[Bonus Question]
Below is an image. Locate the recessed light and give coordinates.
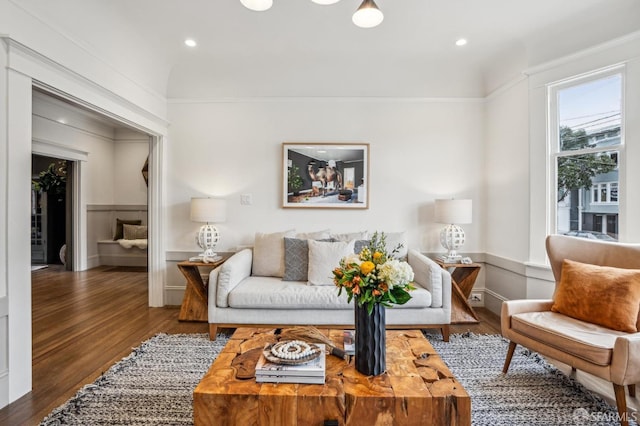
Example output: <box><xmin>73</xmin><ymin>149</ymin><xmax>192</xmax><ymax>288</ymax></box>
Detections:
<box><xmin>311</xmin><ymin>0</ymin><xmax>341</xmax><ymax>4</ymax></box>
<box><xmin>455</xmin><ymin>38</ymin><xmax>467</xmax><ymax>47</ymax></box>
<box><xmin>184</xmin><ymin>39</ymin><xmax>197</xmax><ymax>48</ymax></box>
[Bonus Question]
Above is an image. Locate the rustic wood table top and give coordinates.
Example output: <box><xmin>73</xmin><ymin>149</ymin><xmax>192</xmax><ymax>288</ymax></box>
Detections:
<box><xmin>194</xmin><ymin>327</ymin><xmax>470</xmax><ymax>426</ymax></box>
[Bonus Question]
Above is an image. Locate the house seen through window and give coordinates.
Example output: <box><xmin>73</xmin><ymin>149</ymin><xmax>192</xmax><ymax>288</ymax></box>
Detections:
<box><xmin>550</xmin><ymin>71</ymin><xmax>622</xmax><ymax>241</ymax></box>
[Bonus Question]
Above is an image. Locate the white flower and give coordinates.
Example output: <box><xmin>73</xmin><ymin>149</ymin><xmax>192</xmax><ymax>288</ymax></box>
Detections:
<box><xmin>377</xmin><ymin>260</ymin><xmax>414</xmax><ymax>289</ymax></box>
<box><xmin>342</xmin><ymin>253</ymin><xmax>362</xmax><ymax>266</ymax></box>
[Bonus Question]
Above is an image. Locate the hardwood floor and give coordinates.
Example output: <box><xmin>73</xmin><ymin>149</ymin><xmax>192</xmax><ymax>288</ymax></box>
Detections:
<box><xmin>0</xmin><ymin>265</ymin><xmax>501</xmax><ymax>425</ymax></box>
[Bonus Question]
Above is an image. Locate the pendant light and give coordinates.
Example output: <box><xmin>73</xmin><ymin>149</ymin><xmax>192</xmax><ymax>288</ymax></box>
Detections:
<box><xmin>352</xmin><ymin>0</ymin><xmax>384</xmax><ymax>28</ymax></box>
<box><xmin>240</xmin><ymin>0</ymin><xmax>273</xmax><ymax>12</ymax></box>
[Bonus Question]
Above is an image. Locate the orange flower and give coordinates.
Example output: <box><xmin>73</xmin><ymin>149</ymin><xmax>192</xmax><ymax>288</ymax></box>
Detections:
<box><xmin>360</xmin><ymin>261</ymin><xmax>375</xmax><ymax>275</ymax></box>
<box><xmin>379</xmin><ymin>282</ymin><xmax>389</xmax><ymax>292</ymax></box>
<box><xmin>353</xmin><ymin>275</ymin><xmax>361</xmax><ymax>285</ymax></box>
<box><xmin>352</xmin><ymin>284</ymin><xmax>361</xmax><ymax>295</ymax></box>
<box><xmin>373</xmin><ymin>252</ymin><xmax>383</xmax><ymax>261</ymax></box>
<box><xmin>333</xmin><ymin>268</ymin><xmax>343</xmax><ymax>278</ymax></box>
<box><xmin>373</xmin><ymin>289</ymin><xmax>381</xmax><ymax>296</ymax></box>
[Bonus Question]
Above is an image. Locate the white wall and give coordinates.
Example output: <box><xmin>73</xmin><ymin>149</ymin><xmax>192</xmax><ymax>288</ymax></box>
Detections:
<box><xmin>114</xmin><ymin>129</ymin><xmax>149</xmax><ymax>205</ymax></box>
<box><xmin>484</xmin><ymin>80</ymin><xmax>530</xmax><ymax>261</ymax></box>
<box><xmin>483</xmin><ymin>78</ymin><xmax>531</xmax><ymax>312</ymax></box>
<box><xmin>0</xmin><ymin>35</ymin><xmax>9</xmax><ymax>409</ymax></box>
<box><xmin>482</xmin><ymin>34</ymin><xmax>640</xmax><ymax>315</ymax></box>
<box><xmin>167</xmin><ymin>99</ymin><xmax>484</xmax><ymax>251</ymax></box>
<box><xmin>0</xmin><ymin>0</ymin><xmax>168</xmax><ymax>121</ymax></box>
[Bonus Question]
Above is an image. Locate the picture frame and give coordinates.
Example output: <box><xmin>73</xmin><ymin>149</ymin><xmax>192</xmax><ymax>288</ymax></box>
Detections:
<box><xmin>282</xmin><ymin>143</ymin><xmax>369</xmax><ymax>209</ymax></box>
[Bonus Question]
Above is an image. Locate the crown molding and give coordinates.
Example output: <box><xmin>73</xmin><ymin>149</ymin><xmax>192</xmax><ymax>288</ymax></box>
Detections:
<box><xmin>523</xmin><ymin>30</ymin><xmax>640</xmax><ymax>77</ymax></box>
<box><xmin>2</xmin><ymin>37</ymin><xmax>169</xmax><ymax>131</ymax></box>
<box><xmin>167</xmin><ymin>96</ymin><xmax>486</xmax><ymax>105</ymax></box>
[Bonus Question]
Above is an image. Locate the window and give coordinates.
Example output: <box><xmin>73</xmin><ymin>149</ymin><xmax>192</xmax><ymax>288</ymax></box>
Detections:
<box><xmin>591</xmin><ymin>182</ymin><xmax>619</xmax><ymax>204</ymax></box>
<box><xmin>550</xmin><ymin>70</ymin><xmax>623</xmax><ymax>240</ymax></box>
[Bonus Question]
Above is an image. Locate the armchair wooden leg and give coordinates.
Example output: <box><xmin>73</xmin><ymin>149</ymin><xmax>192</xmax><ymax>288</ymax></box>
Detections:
<box><xmin>613</xmin><ymin>384</ymin><xmax>629</xmax><ymax>426</ymax></box>
<box><xmin>628</xmin><ymin>384</ymin><xmax>636</xmax><ymax>398</ymax></box>
<box><xmin>441</xmin><ymin>325</ymin><xmax>450</xmax><ymax>342</ymax></box>
<box><xmin>502</xmin><ymin>341</ymin><xmax>517</xmax><ymax>374</ymax></box>
<box><xmin>209</xmin><ymin>324</ymin><xmax>218</xmax><ymax>341</ymax></box>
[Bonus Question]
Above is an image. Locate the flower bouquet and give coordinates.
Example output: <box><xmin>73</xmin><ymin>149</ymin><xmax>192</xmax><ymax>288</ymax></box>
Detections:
<box><xmin>332</xmin><ymin>231</ymin><xmax>415</xmax><ymax>375</ymax></box>
<box><xmin>332</xmin><ymin>232</ymin><xmax>415</xmax><ymax>314</ymax></box>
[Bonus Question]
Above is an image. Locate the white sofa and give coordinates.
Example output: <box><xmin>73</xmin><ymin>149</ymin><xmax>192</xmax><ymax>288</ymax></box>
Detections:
<box><xmin>207</xmin><ymin>231</ymin><xmax>452</xmax><ymax>341</ymax></box>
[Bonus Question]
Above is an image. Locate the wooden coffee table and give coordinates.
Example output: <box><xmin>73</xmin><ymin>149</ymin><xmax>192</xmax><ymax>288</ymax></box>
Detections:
<box><xmin>194</xmin><ymin>328</ymin><xmax>470</xmax><ymax>425</ymax></box>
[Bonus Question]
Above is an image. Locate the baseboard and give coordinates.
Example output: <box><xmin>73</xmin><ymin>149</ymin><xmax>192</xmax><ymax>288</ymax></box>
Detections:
<box><xmin>87</xmin><ymin>254</ymin><xmax>101</xmax><ymax>269</ymax></box>
<box><xmin>99</xmin><ymin>254</ymin><xmax>147</xmax><ymax>267</ymax></box>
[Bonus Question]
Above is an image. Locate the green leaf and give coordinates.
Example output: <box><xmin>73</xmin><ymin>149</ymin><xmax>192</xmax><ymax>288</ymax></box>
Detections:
<box><xmin>391</xmin><ymin>288</ymin><xmax>412</xmax><ymax>305</ymax></box>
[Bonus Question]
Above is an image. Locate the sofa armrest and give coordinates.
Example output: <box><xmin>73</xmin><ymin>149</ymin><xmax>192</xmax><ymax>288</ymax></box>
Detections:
<box><xmin>501</xmin><ymin>299</ymin><xmax>554</xmax><ymax>336</ymax></box>
<box><xmin>212</xmin><ymin>249</ymin><xmax>253</xmax><ymax>308</ymax></box>
<box><xmin>611</xmin><ymin>333</ymin><xmax>640</xmax><ymax>385</ymax></box>
<box><xmin>407</xmin><ymin>249</ymin><xmax>451</xmax><ymax>309</ymax></box>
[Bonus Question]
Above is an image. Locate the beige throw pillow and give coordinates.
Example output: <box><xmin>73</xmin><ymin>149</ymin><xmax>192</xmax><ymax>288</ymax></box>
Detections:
<box><xmin>252</xmin><ymin>230</ymin><xmax>295</xmax><ymax>277</ymax></box>
<box><xmin>307</xmin><ymin>239</ymin><xmax>355</xmax><ymax>286</ymax></box>
<box><xmin>122</xmin><ymin>224</ymin><xmax>148</xmax><ymax>240</ymax></box>
<box><xmin>331</xmin><ymin>231</ymin><xmax>369</xmax><ymax>242</ymax></box>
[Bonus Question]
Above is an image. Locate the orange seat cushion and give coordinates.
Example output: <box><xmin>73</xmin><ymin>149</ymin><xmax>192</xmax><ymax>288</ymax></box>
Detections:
<box><xmin>551</xmin><ymin>259</ymin><xmax>640</xmax><ymax>333</ymax></box>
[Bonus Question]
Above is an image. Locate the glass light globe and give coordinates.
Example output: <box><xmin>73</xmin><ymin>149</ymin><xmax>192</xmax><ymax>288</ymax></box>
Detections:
<box><xmin>352</xmin><ymin>1</ymin><xmax>384</xmax><ymax>28</ymax></box>
<box><xmin>240</xmin><ymin>0</ymin><xmax>273</xmax><ymax>12</ymax></box>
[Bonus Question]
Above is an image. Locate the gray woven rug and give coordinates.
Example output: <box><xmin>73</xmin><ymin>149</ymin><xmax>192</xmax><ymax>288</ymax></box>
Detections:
<box><xmin>40</xmin><ymin>332</ymin><xmax>634</xmax><ymax>425</ymax></box>
<box><xmin>430</xmin><ymin>332</ymin><xmax>636</xmax><ymax>426</ymax></box>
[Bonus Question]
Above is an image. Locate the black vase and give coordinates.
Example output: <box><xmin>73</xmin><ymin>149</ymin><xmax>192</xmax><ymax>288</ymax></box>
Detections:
<box><xmin>354</xmin><ymin>301</ymin><xmax>386</xmax><ymax>376</ymax></box>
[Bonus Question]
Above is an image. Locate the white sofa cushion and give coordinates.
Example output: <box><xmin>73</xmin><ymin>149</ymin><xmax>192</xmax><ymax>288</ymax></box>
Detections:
<box><xmin>227</xmin><ymin>276</ymin><xmax>432</xmax><ymax>309</ymax></box>
<box><xmin>408</xmin><ymin>249</ymin><xmax>443</xmax><ymax>308</ymax></box>
<box><xmin>296</xmin><ymin>230</ymin><xmax>331</xmax><ymax>240</ymax></box>
<box><xmin>217</xmin><ymin>249</ymin><xmax>253</xmax><ymax>307</ymax></box>
<box><xmin>307</xmin><ymin>239</ymin><xmax>355</xmax><ymax>285</ymax></box>
<box><xmin>331</xmin><ymin>231</ymin><xmax>368</xmax><ymax>242</ymax></box>
<box><xmin>252</xmin><ymin>229</ymin><xmax>295</xmax><ymax>277</ymax></box>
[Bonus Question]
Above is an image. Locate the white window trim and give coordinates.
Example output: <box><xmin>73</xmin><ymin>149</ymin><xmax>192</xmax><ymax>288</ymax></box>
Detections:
<box><xmin>547</xmin><ymin>65</ymin><xmax>625</xmax><ymax>237</ymax></box>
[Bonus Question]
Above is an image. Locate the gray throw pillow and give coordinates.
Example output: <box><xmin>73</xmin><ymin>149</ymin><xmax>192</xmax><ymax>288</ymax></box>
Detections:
<box><xmin>354</xmin><ymin>240</ymin><xmax>370</xmax><ymax>254</ymax></box>
<box><xmin>283</xmin><ymin>237</ymin><xmax>334</xmax><ymax>281</ymax></box>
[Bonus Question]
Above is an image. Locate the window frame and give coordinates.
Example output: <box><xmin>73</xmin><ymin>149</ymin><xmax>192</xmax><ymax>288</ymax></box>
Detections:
<box><xmin>547</xmin><ymin>66</ymin><xmax>625</xmax><ymax>237</ymax></box>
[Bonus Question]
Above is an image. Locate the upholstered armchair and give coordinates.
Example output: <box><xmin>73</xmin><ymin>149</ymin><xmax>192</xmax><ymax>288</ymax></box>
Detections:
<box><xmin>501</xmin><ymin>235</ymin><xmax>640</xmax><ymax>426</ymax></box>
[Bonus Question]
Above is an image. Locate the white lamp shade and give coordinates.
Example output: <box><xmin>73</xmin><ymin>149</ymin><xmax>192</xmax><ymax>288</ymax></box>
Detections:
<box><xmin>434</xmin><ymin>199</ymin><xmax>472</xmax><ymax>224</ymax></box>
<box><xmin>352</xmin><ymin>0</ymin><xmax>384</xmax><ymax>28</ymax></box>
<box><xmin>240</xmin><ymin>0</ymin><xmax>273</xmax><ymax>11</ymax></box>
<box><xmin>312</xmin><ymin>0</ymin><xmax>341</xmax><ymax>4</ymax></box>
<box><xmin>190</xmin><ymin>198</ymin><xmax>227</xmax><ymax>223</ymax></box>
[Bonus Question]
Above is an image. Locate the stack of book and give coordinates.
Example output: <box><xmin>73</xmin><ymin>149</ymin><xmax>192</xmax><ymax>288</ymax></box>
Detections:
<box><xmin>255</xmin><ymin>344</ymin><xmax>326</xmax><ymax>384</ymax></box>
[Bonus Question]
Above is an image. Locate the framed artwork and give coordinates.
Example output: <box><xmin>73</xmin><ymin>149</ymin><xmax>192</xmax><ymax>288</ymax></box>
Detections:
<box><xmin>282</xmin><ymin>142</ymin><xmax>369</xmax><ymax>209</ymax></box>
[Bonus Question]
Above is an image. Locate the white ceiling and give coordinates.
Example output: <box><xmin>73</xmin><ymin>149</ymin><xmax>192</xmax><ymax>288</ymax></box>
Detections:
<box><xmin>13</xmin><ymin>0</ymin><xmax>640</xmax><ymax>98</ymax></box>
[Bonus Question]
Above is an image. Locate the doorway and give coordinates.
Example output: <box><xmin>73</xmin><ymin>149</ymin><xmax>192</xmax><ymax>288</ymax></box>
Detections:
<box><xmin>31</xmin><ymin>154</ymin><xmax>73</xmax><ymax>270</ymax></box>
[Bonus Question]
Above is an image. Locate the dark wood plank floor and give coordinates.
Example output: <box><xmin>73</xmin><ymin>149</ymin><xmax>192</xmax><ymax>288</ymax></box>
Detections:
<box><xmin>0</xmin><ymin>265</ymin><xmax>501</xmax><ymax>425</ymax></box>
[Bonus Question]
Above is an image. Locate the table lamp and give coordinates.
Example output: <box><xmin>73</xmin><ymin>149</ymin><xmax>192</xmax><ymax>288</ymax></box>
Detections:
<box><xmin>434</xmin><ymin>199</ymin><xmax>472</xmax><ymax>262</ymax></box>
<box><xmin>190</xmin><ymin>197</ymin><xmax>226</xmax><ymax>260</ymax></box>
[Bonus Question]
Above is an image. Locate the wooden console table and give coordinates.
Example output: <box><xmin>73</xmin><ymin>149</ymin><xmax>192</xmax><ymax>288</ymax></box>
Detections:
<box><xmin>434</xmin><ymin>259</ymin><xmax>481</xmax><ymax>324</ymax></box>
<box><xmin>177</xmin><ymin>254</ymin><xmax>231</xmax><ymax>322</ymax></box>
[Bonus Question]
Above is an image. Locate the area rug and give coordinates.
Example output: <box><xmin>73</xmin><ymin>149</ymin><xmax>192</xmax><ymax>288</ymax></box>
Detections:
<box><xmin>430</xmin><ymin>332</ymin><xmax>636</xmax><ymax>426</ymax></box>
<box><xmin>40</xmin><ymin>332</ymin><xmax>634</xmax><ymax>425</ymax></box>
